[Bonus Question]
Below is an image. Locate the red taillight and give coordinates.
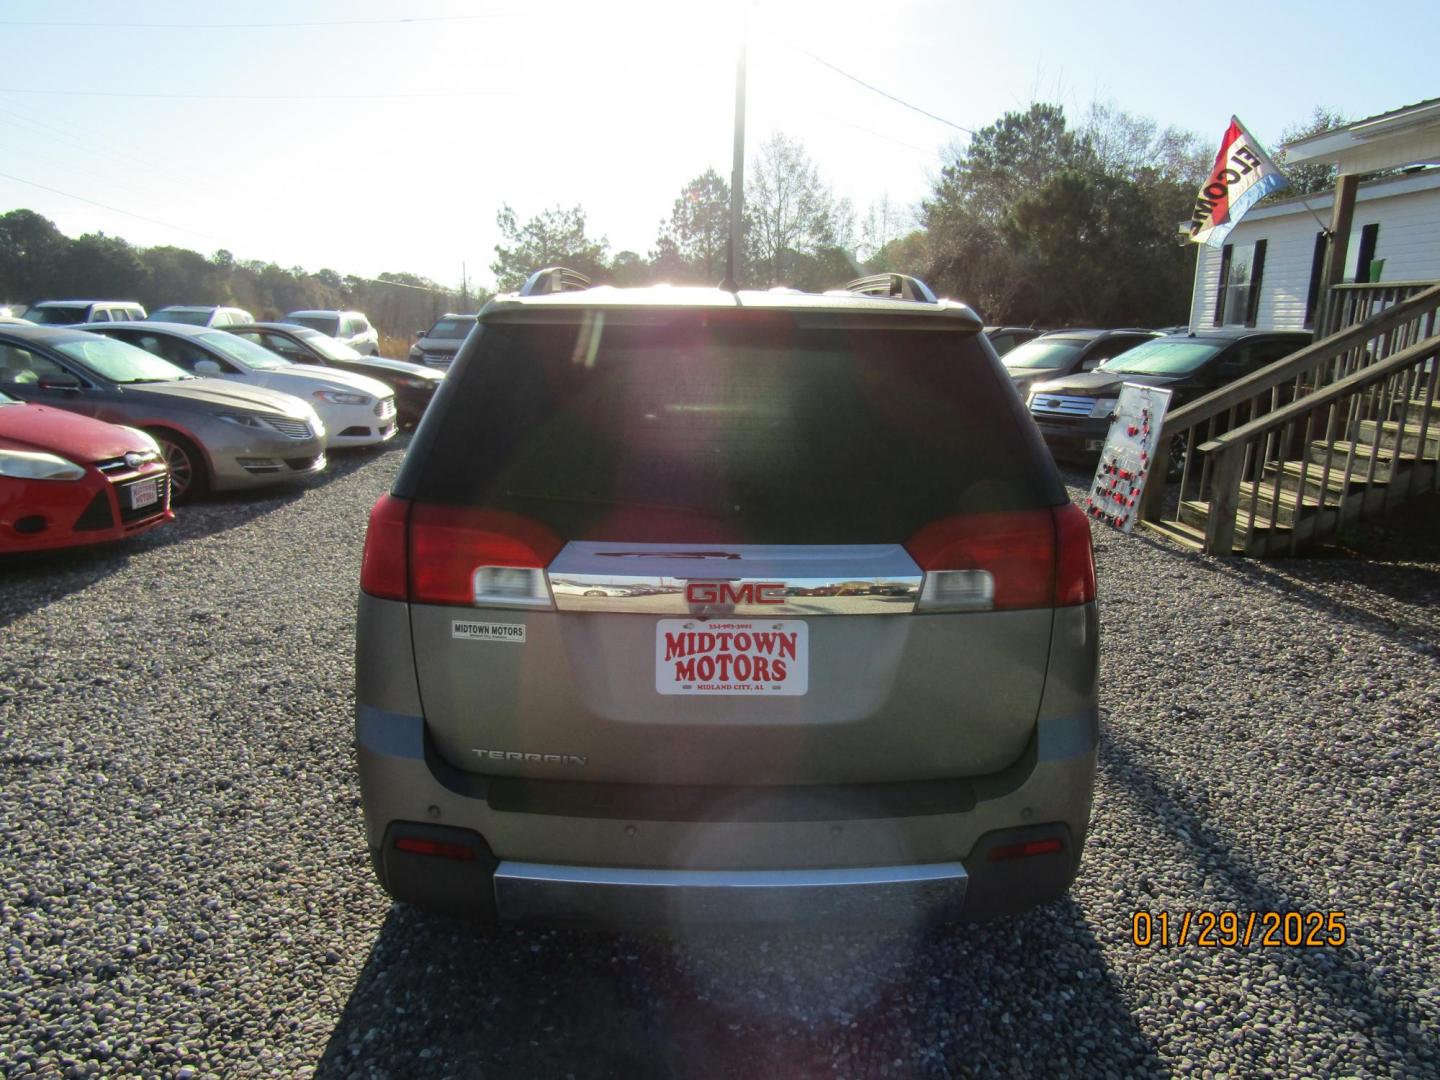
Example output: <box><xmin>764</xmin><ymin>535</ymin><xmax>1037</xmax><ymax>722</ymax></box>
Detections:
<box><xmin>987</xmin><ymin>837</ymin><xmax>1064</xmax><ymax>862</ymax></box>
<box><xmin>906</xmin><ymin>509</ymin><xmax>1055</xmax><ymax>610</ymax></box>
<box><xmin>407</xmin><ymin>504</ymin><xmax>563</xmax><ymax>606</ymax></box>
<box><xmin>905</xmin><ymin>505</ymin><xmax>1097</xmax><ymax>611</ymax></box>
<box><xmin>1053</xmin><ymin>503</ymin><xmax>1097</xmax><ymax>606</ymax></box>
<box><xmin>393</xmin><ymin>836</ymin><xmax>476</xmax><ymax>861</ymax></box>
<box><xmin>360</xmin><ymin>493</ymin><xmax>410</xmax><ymax>601</ymax></box>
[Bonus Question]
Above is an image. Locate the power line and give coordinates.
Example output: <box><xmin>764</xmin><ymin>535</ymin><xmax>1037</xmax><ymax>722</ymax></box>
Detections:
<box><xmin>802</xmin><ymin>108</ymin><xmax>939</xmax><ymax>157</ymax></box>
<box><xmin>0</xmin><ymin>86</ymin><xmax>520</xmax><ymax>102</ymax></box>
<box><xmin>0</xmin><ymin>170</ymin><xmax>228</xmax><ymax>243</ymax></box>
<box><xmin>0</xmin><ymin>12</ymin><xmax>521</xmax><ymax>29</ymax></box>
<box><xmin>778</xmin><ymin>38</ymin><xmax>974</xmax><ymax>135</ymax></box>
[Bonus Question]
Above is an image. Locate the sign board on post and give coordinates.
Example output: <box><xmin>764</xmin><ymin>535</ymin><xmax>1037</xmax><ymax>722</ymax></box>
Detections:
<box><xmin>1083</xmin><ymin>383</ymin><xmax>1174</xmax><ymax>535</ymax></box>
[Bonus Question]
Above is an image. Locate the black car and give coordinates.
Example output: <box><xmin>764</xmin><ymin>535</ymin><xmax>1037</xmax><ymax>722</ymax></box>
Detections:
<box><xmin>226</xmin><ymin>322</ymin><xmax>443</xmax><ymax>425</ymax></box>
<box><xmin>1001</xmin><ymin>328</ymin><xmax>1158</xmax><ymax>398</ymax></box>
<box><xmin>1026</xmin><ymin>327</ymin><xmax>1311</xmax><ymax>475</ymax></box>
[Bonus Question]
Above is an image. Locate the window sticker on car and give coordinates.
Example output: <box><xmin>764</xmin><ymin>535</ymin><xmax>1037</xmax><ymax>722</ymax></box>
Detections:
<box><xmin>452</xmin><ymin>620</ymin><xmax>527</xmax><ymax>643</ymax></box>
<box><xmin>655</xmin><ymin>619</ymin><xmax>808</xmax><ymax>695</ymax></box>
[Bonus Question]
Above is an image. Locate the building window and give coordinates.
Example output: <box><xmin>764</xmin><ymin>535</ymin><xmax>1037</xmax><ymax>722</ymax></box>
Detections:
<box><xmin>1344</xmin><ymin>223</ymin><xmax>1381</xmax><ymax>283</ymax></box>
<box><xmin>1216</xmin><ymin>240</ymin><xmax>1267</xmax><ymax>327</ymax></box>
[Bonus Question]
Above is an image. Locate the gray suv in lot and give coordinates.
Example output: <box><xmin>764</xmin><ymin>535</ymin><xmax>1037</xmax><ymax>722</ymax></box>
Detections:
<box><xmin>356</xmin><ymin>270</ymin><xmax>1098</xmax><ymax>929</ymax></box>
<box><xmin>408</xmin><ymin>313</ymin><xmax>476</xmax><ymax>369</ymax></box>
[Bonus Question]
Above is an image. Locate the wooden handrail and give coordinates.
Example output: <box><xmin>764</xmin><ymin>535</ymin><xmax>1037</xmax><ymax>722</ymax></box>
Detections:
<box><xmin>1330</xmin><ymin>280</ymin><xmax>1438</xmax><ymax>291</ymax></box>
<box><xmin>1196</xmin><ymin>332</ymin><xmax>1440</xmax><ymax>453</ymax></box>
<box><xmin>1163</xmin><ymin>281</ymin><xmax>1440</xmax><ymax>433</ymax></box>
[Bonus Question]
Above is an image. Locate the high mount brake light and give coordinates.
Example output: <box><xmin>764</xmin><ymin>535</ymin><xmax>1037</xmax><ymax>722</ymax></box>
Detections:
<box><xmin>906</xmin><ymin>505</ymin><xmax>1095</xmax><ymax>612</ymax></box>
<box><xmin>360</xmin><ymin>495</ymin><xmax>563</xmax><ymax>607</ymax></box>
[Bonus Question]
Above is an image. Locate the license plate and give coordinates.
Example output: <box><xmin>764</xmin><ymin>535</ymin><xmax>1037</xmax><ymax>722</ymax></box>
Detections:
<box><xmin>128</xmin><ymin>478</ymin><xmax>159</xmax><ymax>509</ymax></box>
<box><xmin>655</xmin><ymin>618</ymin><xmax>808</xmax><ymax>696</ymax></box>
<box><xmin>1085</xmin><ymin>439</ymin><xmax>1106</xmax><ymax>451</ymax></box>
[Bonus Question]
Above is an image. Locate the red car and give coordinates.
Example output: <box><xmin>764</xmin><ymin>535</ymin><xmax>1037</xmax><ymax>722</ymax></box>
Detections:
<box><xmin>0</xmin><ymin>389</ymin><xmax>172</xmax><ymax>554</ymax></box>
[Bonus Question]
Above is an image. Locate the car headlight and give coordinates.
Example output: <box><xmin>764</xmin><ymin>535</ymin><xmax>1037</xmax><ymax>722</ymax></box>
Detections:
<box><xmin>0</xmin><ymin>448</ymin><xmax>87</xmax><ymax>481</ymax></box>
<box><xmin>313</xmin><ymin>390</ymin><xmax>372</xmax><ymax>406</ymax></box>
<box><xmin>213</xmin><ymin>411</ymin><xmax>266</xmax><ymax>429</ymax></box>
<box><xmin>1089</xmin><ymin>397</ymin><xmax>1119</xmax><ymax>419</ymax></box>
<box><xmin>408</xmin><ymin>346</ymin><xmax>422</xmax><ymax>359</ymax></box>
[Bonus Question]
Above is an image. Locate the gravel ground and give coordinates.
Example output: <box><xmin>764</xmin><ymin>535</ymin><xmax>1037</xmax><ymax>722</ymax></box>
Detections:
<box><xmin>1</xmin><ymin>445</ymin><xmax>1437</xmax><ymax>1078</ymax></box>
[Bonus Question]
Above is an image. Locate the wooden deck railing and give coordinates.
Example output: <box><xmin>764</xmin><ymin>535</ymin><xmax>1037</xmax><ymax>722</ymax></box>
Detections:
<box><xmin>1137</xmin><ymin>282</ymin><xmax>1440</xmax><ymax>547</ymax></box>
<box><xmin>1198</xmin><ymin>333</ymin><xmax>1440</xmax><ymax>554</ymax></box>
<box><xmin>1323</xmin><ymin>281</ymin><xmax>1439</xmax><ymax>336</ymax></box>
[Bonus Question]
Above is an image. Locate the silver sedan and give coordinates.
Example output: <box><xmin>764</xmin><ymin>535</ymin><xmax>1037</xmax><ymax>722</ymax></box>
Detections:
<box><xmin>0</xmin><ymin>325</ymin><xmax>326</xmax><ymax>500</ymax></box>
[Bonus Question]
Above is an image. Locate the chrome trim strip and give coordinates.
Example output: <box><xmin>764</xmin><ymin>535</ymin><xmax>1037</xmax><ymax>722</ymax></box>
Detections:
<box><xmin>493</xmin><ymin>860</ymin><xmax>969</xmax><ymax>926</ymax></box>
<box><xmin>547</xmin><ymin>542</ymin><xmax>922</xmax><ymax>615</ymax></box>
<box><xmin>1029</xmin><ymin>394</ymin><xmax>1096</xmax><ymax>417</ymax></box>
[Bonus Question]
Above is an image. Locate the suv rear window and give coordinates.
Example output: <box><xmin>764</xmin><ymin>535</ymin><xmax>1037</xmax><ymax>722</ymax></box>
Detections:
<box><xmin>427</xmin><ymin>317</ymin><xmax>475</xmax><ymax>339</ymax></box>
<box><xmin>398</xmin><ymin>312</ymin><xmax>1063</xmax><ymax>544</ymax></box>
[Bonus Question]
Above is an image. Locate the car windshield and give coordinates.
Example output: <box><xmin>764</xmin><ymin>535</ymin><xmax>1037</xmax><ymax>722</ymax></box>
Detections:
<box><xmin>287</xmin><ymin>314</ymin><xmax>341</xmax><ymax>336</ymax></box>
<box><xmin>54</xmin><ymin>335</ymin><xmax>192</xmax><ymax>383</ymax></box>
<box><xmin>294</xmin><ymin>327</ymin><xmax>363</xmax><ymax>361</ymax></box>
<box><xmin>150</xmin><ymin>309</ymin><xmax>212</xmax><ymax>326</ymax></box>
<box><xmin>23</xmin><ymin>306</ymin><xmax>87</xmax><ymax>325</ymax></box>
<box><xmin>427</xmin><ymin>318</ymin><xmax>474</xmax><ymax>339</ymax></box>
<box><xmin>1100</xmin><ymin>339</ymin><xmax>1224</xmax><ymax>375</ymax></box>
<box><xmin>198</xmin><ymin>330</ymin><xmax>291</xmax><ymax>369</ymax></box>
<box><xmin>1001</xmin><ymin>338</ymin><xmax>1086</xmax><ymax>370</ymax></box>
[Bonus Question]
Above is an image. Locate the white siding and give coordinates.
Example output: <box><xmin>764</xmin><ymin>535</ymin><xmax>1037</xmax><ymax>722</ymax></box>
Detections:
<box><xmin>1188</xmin><ymin>172</ymin><xmax>1440</xmax><ymax>332</ymax></box>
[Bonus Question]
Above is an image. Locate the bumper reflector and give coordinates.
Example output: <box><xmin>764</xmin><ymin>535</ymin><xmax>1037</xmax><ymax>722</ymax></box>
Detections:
<box><xmin>986</xmin><ymin>837</ymin><xmax>1064</xmax><ymax>862</ymax></box>
<box><xmin>393</xmin><ymin>836</ymin><xmax>476</xmax><ymax>861</ymax></box>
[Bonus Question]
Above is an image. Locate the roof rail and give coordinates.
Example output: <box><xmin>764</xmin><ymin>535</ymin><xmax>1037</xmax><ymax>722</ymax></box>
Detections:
<box><xmin>843</xmin><ymin>273</ymin><xmax>938</xmax><ymax>304</ymax></box>
<box><xmin>519</xmin><ymin>266</ymin><xmax>593</xmax><ymax>296</ymax></box>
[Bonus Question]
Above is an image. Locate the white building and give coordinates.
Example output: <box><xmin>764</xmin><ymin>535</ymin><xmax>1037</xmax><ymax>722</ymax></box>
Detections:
<box><xmin>1188</xmin><ymin>167</ymin><xmax>1440</xmax><ymax>332</ymax></box>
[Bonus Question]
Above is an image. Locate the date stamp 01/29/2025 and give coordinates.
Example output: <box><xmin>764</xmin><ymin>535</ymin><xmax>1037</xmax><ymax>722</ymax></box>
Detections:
<box><xmin>1131</xmin><ymin>910</ymin><xmax>1349</xmax><ymax>949</ymax></box>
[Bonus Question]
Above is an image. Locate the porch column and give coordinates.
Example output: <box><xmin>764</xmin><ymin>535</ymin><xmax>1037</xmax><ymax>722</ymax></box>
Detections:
<box><xmin>1314</xmin><ymin>172</ymin><xmax>1359</xmax><ymax>338</ymax></box>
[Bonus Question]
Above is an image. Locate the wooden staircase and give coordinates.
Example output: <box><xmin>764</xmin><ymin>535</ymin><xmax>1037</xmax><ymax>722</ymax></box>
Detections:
<box><xmin>1140</xmin><ymin>282</ymin><xmax>1440</xmax><ymax>556</ymax></box>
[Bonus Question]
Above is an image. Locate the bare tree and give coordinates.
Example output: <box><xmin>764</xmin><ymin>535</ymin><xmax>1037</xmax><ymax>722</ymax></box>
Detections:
<box><xmin>746</xmin><ymin>132</ymin><xmax>842</xmax><ymax>286</ymax></box>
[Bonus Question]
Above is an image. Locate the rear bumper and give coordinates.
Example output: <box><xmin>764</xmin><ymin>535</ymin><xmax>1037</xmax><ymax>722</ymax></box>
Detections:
<box><xmin>356</xmin><ymin>703</ymin><xmax>1095</xmax><ymax>928</ymax></box>
<box><xmin>495</xmin><ymin>860</ymin><xmax>969</xmax><ymax>927</ymax></box>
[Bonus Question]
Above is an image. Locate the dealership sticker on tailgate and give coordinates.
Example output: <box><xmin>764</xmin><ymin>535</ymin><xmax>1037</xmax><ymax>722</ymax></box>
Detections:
<box><xmin>452</xmin><ymin>620</ymin><xmax>526</xmax><ymax>643</ymax></box>
<box><xmin>655</xmin><ymin>619</ymin><xmax>808</xmax><ymax>695</ymax></box>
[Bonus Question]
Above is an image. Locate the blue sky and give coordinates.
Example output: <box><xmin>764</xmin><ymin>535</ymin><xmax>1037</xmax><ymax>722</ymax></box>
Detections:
<box><xmin>0</xmin><ymin>0</ymin><xmax>1435</xmax><ymax>292</ymax></box>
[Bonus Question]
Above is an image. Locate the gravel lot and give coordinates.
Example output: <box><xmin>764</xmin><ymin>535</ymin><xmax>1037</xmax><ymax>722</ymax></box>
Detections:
<box><xmin>1</xmin><ymin>441</ymin><xmax>1437</xmax><ymax>1078</ymax></box>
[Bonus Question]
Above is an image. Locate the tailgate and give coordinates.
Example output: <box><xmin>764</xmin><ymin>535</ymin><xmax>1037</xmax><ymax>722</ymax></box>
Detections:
<box><xmin>411</xmin><ymin>543</ymin><xmax>1051</xmax><ymax>785</ymax></box>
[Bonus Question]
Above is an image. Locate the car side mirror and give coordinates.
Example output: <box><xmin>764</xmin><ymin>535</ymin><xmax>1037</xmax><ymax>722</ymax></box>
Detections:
<box><xmin>37</xmin><ymin>372</ymin><xmax>82</xmax><ymax>390</ymax></box>
<box><xmin>414</xmin><ymin>330</ymin><xmax>426</xmax><ymax>340</ymax></box>
<box><xmin>194</xmin><ymin>359</ymin><xmax>223</xmax><ymax>375</ymax></box>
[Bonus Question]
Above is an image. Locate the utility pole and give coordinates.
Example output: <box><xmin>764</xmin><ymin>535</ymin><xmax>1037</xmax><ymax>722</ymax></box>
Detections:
<box><xmin>722</xmin><ymin>6</ymin><xmax>747</xmax><ymax>292</ymax></box>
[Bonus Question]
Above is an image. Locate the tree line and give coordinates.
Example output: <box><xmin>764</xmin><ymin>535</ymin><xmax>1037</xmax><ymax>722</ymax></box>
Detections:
<box><xmin>1</xmin><ymin>101</ymin><xmax>1343</xmax><ymax>335</ymax></box>
<box><xmin>0</xmin><ymin>213</ymin><xmax>475</xmax><ymax>341</ymax></box>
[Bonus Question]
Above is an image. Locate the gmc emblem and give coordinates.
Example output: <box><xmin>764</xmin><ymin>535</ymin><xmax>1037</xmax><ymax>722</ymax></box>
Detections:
<box><xmin>685</xmin><ymin>582</ymin><xmax>785</xmax><ymax>605</ymax></box>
